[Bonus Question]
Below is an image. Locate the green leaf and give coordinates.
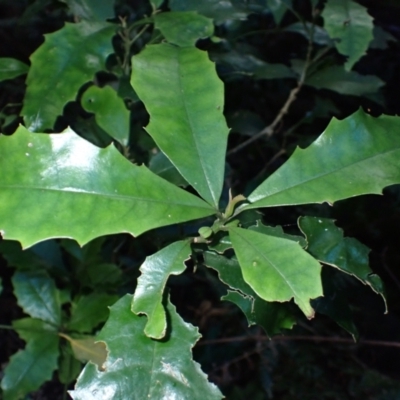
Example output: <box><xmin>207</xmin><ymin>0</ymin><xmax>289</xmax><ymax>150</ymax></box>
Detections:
<box><xmin>68</xmin><ymin>293</ymin><xmax>118</xmax><ymax>333</ymax></box>
<box><xmin>266</xmin><ymin>0</ymin><xmax>291</xmax><ymax>25</ymax></box>
<box><xmin>169</xmin><ymin>0</ymin><xmax>248</xmax><ymax>23</ymax></box>
<box><xmin>298</xmin><ymin>216</ymin><xmax>387</xmax><ymax>312</ymax></box>
<box><xmin>306</xmin><ymin>65</ymin><xmax>384</xmax><ymax>96</ymax></box>
<box><xmin>149</xmin><ymin>151</ymin><xmax>188</xmax><ymax>187</ymax></box>
<box><xmin>22</xmin><ymin>21</ymin><xmax>115</xmax><ymax>131</ymax></box>
<box><xmin>285</xmin><ymin>22</ymin><xmax>332</xmax><ymax>45</ymax></box>
<box><xmin>58</xmin><ymin>344</ymin><xmax>83</xmax><ymax>385</ymax></box>
<box><xmin>322</xmin><ymin>0</ymin><xmax>374</xmax><ymax>70</ymax></box>
<box><xmin>132</xmin><ymin>240</ymin><xmax>191</xmax><ymax>339</ymax></box>
<box><xmin>151</xmin><ymin>0</ymin><xmax>164</xmax><ymax>9</ymax></box>
<box><xmin>245</xmin><ymin>110</ymin><xmax>400</xmax><ymax>209</ymax></box>
<box><xmin>370</xmin><ymin>26</ymin><xmax>396</xmax><ymax>50</ymax></box>
<box><xmin>131</xmin><ymin>44</ymin><xmax>229</xmax><ymax>207</ymax></box>
<box><xmin>0</xmin><ymin>241</ymin><xmax>47</xmax><ymax>271</ymax></box>
<box><xmin>205</xmin><ymin>252</ymin><xmax>295</xmax><ymax>335</ymax></box>
<box><xmin>70</xmin><ymin>294</ymin><xmax>223</xmax><ymax>400</ymax></box>
<box><xmin>154</xmin><ymin>11</ymin><xmax>214</xmax><ymax>47</ymax></box>
<box><xmin>12</xmin><ymin>271</ymin><xmax>61</xmax><ymax>326</ymax></box>
<box><xmin>254</xmin><ymin>63</ymin><xmax>296</xmax><ymax>80</ymax></box>
<box><xmin>209</xmin><ymin>232</ymin><xmax>233</xmax><ymax>253</ymax></box>
<box><xmin>204</xmin><ymin>251</ymin><xmax>255</xmax><ymax>296</ymax></box>
<box><xmin>229</xmin><ymin>227</ymin><xmax>322</xmax><ymax>318</ymax></box>
<box><xmin>223</xmin><ymin>291</ymin><xmax>295</xmax><ymax>336</ymax></box>
<box><xmin>249</xmin><ymin>220</ymin><xmax>306</xmax><ymax>247</ymax></box>
<box><xmin>0</xmin><ymin>126</ymin><xmax>215</xmax><ymax>248</ymax></box>
<box><xmin>312</xmin><ymin>268</ymin><xmax>359</xmax><ymax>340</ymax></box>
<box><xmin>60</xmin><ymin>0</ymin><xmax>115</xmax><ymax>21</ymax></box>
<box><xmin>1</xmin><ymin>318</ymin><xmax>59</xmax><ymax>400</ymax></box>
<box><xmin>211</xmin><ymin>50</ymin><xmax>295</xmax><ymax>80</ymax></box>
<box><xmin>0</xmin><ymin>58</ymin><xmax>29</xmax><ymax>82</ymax></box>
<box><xmin>81</xmin><ymin>85</ymin><xmax>130</xmax><ymax>146</ymax></box>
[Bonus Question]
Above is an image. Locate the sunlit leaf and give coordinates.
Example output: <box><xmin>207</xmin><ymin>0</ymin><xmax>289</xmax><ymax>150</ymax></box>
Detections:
<box><xmin>229</xmin><ymin>227</ymin><xmax>322</xmax><ymax>318</ymax></box>
<box><xmin>12</xmin><ymin>270</ymin><xmax>61</xmax><ymax>326</ymax></box>
<box><xmin>131</xmin><ymin>43</ymin><xmax>229</xmax><ymax>207</ymax></box>
<box><xmin>1</xmin><ymin>318</ymin><xmax>59</xmax><ymax>400</ymax></box>
<box><xmin>22</xmin><ymin>21</ymin><xmax>115</xmax><ymax>131</ymax></box>
<box><xmin>132</xmin><ymin>240</ymin><xmax>191</xmax><ymax>339</ymax></box>
<box><xmin>245</xmin><ymin>110</ymin><xmax>400</xmax><ymax>209</ymax></box>
<box><xmin>322</xmin><ymin>0</ymin><xmax>374</xmax><ymax>70</ymax></box>
<box><xmin>298</xmin><ymin>216</ymin><xmax>387</xmax><ymax>312</ymax></box>
<box><xmin>0</xmin><ymin>58</ymin><xmax>29</xmax><ymax>82</ymax></box>
<box><xmin>154</xmin><ymin>11</ymin><xmax>214</xmax><ymax>47</ymax></box>
<box><xmin>70</xmin><ymin>294</ymin><xmax>223</xmax><ymax>400</ymax></box>
<box><xmin>81</xmin><ymin>85</ymin><xmax>130</xmax><ymax>146</ymax></box>
<box><xmin>0</xmin><ymin>126</ymin><xmax>215</xmax><ymax>248</ymax></box>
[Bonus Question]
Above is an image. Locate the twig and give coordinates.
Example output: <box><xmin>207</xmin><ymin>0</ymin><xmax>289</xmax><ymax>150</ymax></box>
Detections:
<box><xmin>227</xmin><ymin>18</ymin><xmax>315</xmax><ymax>156</ymax></box>
<box><xmin>198</xmin><ymin>334</ymin><xmax>400</xmax><ymax>349</ymax></box>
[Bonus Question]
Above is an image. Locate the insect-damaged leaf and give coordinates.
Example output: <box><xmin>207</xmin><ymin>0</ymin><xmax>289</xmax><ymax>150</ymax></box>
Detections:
<box><xmin>70</xmin><ymin>294</ymin><xmax>223</xmax><ymax>400</ymax></box>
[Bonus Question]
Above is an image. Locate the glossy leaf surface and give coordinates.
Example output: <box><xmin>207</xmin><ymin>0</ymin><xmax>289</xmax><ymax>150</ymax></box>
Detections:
<box><xmin>68</xmin><ymin>292</ymin><xmax>118</xmax><ymax>333</ymax></box>
<box><xmin>1</xmin><ymin>318</ymin><xmax>59</xmax><ymax>400</ymax></box>
<box><xmin>154</xmin><ymin>11</ymin><xmax>214</xmax><ymax>47</ymax></box>
<box><xmin>0</xmin><ymin>126</ymin><xmax>215</xmax><ymax>248</ymax></box>
<box><xmin>246</xmin><ymin>110</ymin><xmax>400</xmax><ymax>209</ymax></box>
<box><xmin>229</xmin><ymin>227</ymin><xmax>322</xmax><ymax>318</ymax></box>
<box><xmin>306</xmin><ymin>66</ymin><xmax>384</xmax><ymax>96</ymax></box>
<box><xmin>131</xmin><ymin>43</ymin><xmax>229</xmax><ymax>207</ymax></box>
<box><xmin>0</xmin><ymin>58</ymin><xmax>29</xmax><ymax>82</ymax></box>
<box><xmin>82</xmin><ymin>85</ymin><xmax>130</xmax><ymax>146</ymax></box>
<box><xmin>22</xmin><ymin>21</ymin><xmax>115</xmax><ymax>131</ymax></box>
<box><xmin>70</xmin><ymin>294</ymin><xmax>223</xmax><ymax>400</ymax></box>
<box><xmin>60</xmin><ymin>0</ymin><xmax>114</xmax><ymax>21</ymax></box>
<box><xmin>12</xmin><ymin>271</ymin><xmax>61</xmax><ymax>326</ymax></box>
<box><xmin>299</xmin><ymin>216</ymin><xmax>387</xmax><ymax>311</ymax></box>
<box><xmin>132</xmin><ymin>240</ymin><xmax>191</xmax><ymax>339</ymax></box>
<box><xmin>322</xmin><ymin>0</ymin><xmax>373</xmax><ymax>70</ymax></box>
<box><xmin>205</xmin><ymin>252</ymin><xmax>296</xmax><ymax>335</ymax></box>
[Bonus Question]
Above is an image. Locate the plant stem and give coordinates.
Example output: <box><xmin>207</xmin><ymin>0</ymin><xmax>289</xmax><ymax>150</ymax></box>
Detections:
<box><xmin>198</xmin><ymin>334</ymin><xmax>400</xmax><ymax>349</ymax></box>
<box><xmin>227</xmin><ymin>18</ymin><xmax>315</xmax><ymax>156</ymax></box>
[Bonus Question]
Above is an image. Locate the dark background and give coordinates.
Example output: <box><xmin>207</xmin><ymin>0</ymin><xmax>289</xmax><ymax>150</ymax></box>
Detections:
<box><xmin>1</xmin><ymin>0</ymin><xmax>400</xmax><ymax>398</ymax></box>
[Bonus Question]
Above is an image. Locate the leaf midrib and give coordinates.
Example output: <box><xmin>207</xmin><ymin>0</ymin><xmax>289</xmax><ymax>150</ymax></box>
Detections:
<box><xmin>234</xmin><ymin>230</ymin><xmax>301</xmax><ymax>301</ymax></box>
<box><xmin>252</xmin><ymin>144</ymin><xmax>400</xmax><ymax>202</ymax></box>
<box><xmin>177</xmin><ymin>54</ymin><xmax>215</xmax><ymax>206</ymax></box>
<box><xmin>0</xmin><ymin>185</ymin><xmax>212</xmax><ymax>209</ymax></box>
